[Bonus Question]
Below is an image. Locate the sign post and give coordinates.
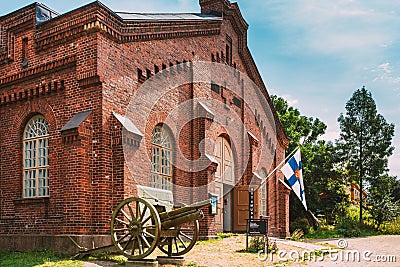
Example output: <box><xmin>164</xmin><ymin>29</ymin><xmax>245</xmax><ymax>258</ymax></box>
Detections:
<box><xmin>249</xmin><ymin>187</ymin><xmax>255</xmax><ymax>220</ymax></box>
<box><xmin>246</xmin><ymin>186</ymin><xmax>269</xmax><ymax>251</ymax></box>
<box><xmin>245</xmin><ymin>218</ymin><xmax>268</xmax><ymax>250</ymax></box>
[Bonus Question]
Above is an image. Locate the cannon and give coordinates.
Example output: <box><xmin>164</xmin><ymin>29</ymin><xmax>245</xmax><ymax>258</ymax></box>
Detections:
<box><xmin>110</xmin><ymin>185</ymin><xmax>211</xmax><ymax>260</ymax></box>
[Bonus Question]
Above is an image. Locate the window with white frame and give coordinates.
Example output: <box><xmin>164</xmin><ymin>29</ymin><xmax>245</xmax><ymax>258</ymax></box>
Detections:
<box><xmin>150</xmin><ymin>125</ymin><xmax>172</xmax><ymax>190</ymax></box>
<box><xmin>23</xmin><ymin>115</ymin><xmax>50</xmax><ymax>198</ymax></box>
<box><xmin>259</xmin><ymin>169</ymin><xmax>267</xmax><ymax>217</ymax></box>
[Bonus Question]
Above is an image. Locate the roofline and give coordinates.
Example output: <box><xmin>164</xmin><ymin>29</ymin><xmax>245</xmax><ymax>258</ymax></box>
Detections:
<box><xmin>115</xmin><ymin>12</ymin><xmax>220</xmax><ymax>16</ymax></box>
<box><xmin>33</xmin><ymin>1</ymin><xmax>127</xmax><ymax>28</ymax></box>
<box><xmin>34</xmin><ymin>1</ymin><xmax>221</xmax><ymax>27</ymax></box>
<box><xmin>0</xmin><ymin>2</ymin><xmax>61</xmax><ymax>20</ymax></box>
<box><xmin>0</xmin><ymin>2</ymin><xmax>37</xmax><ymax>20</ymax></box>
<box><xmin>116</xmin><ymin>15</ymin><xmax>222</xmax><ymax>22</ymax></box>
<box><xmin>36</xmin><ymin>2</ymin><xmax>60</xmax><ymax>16</ymax></box>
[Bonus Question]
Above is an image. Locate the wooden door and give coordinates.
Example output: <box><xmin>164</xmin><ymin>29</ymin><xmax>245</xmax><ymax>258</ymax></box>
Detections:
<box><xmin>213</xmin><ymin>137</ymin><xmax>235</xmax><ymax>232</ymax></box>
<box><xmin>233</xmin><ymin>185</ymin><xmax>259</xmax><ymax>231</ymax></box>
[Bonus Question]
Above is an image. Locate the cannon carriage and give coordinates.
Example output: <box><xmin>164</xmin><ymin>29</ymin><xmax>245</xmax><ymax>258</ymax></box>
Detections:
<box><xmin>110</xmin><ymin>185</ymin><xmax>211</xmax><ymax>260</ymax></box>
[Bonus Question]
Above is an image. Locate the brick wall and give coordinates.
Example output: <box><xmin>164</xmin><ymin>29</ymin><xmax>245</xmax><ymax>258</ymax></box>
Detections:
<box><xmin>0</xmin><ymin>0</ymin><xmax>290</xmax><ymax>252</ymax></box>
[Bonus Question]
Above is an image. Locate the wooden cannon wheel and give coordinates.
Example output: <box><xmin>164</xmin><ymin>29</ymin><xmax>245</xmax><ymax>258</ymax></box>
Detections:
<box><xmin>110</xmin><ymin>197</ymin><xmax>161</xmax><ymax>260</ymax></box>
<box><xmin>158</xmin><ymin>220</ymin><xmax>199</xmax><ymax>256</ymax></box>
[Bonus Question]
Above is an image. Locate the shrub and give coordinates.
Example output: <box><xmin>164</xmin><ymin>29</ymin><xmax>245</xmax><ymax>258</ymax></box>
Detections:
<box><xmin>248</xmin><ymin>236</ymin><xmax>265</xmax><ymax>252</ymax></box>
<box><xmin>335</xmin><ymin>216</ymin><xmax>361</xmax><ymax>237</ymax></box>
<box><xmin>246</xmin><ymin>236</ymin><xmax>276</xmax><ymax>253</ymax></box>
<box><xmin>290</xmin><ymin>217</ymin><xmax>310</xmax><ymax>235</ymax></box>
<box><xmin>334</xmin><ymin>205</ymin><xmax>378</xmax><ymax>237</ymax></box>
<box><xmin>305</xmin><ymin>225</ymin><xmax>340</xmax><ymax>239</ymax></box>
<box><xmin>380</xmin><ymin>216</ymin><xmax>400</xmax><ymax>235</ymax></box>
<box><xmin>290</xmin><ymin>229</ymin><xmax>304</xmax><ymax>241</ymax></box>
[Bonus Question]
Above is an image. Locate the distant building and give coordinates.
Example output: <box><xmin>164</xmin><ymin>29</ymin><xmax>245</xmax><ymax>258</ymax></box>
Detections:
<box><xmin>349</xmin><ymin>183</ymin><xmax>368</xmax><ymax>204</ymax></box>
<box><xmin>0</xmin><ymin>0</ymin><xmax>290</xmax><ymax>253</ymax></box>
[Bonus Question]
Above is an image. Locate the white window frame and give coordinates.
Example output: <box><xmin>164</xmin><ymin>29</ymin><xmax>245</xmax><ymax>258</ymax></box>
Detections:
<box><xmin>23</xmin><ymin>115</ymin><xmax>50</xmax><ymax>198</ymax></box>
<box><xmin>150</xmin><ymin>125</ymin><xmax>172</xmax><ymax>190</ymax></box>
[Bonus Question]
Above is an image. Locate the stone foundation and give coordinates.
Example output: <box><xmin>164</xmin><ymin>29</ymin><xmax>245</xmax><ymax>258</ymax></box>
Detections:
<box><xmin>0</xmin><ymin>234</ymin><xmax>111</xmax><ymax>255</ymax></box>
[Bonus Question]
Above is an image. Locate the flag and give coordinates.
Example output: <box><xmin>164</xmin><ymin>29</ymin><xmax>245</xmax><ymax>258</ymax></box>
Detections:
<box><xmin>281</xmin><ymin>149</ymin><xmax>307</xmax><ymax>210</ymax></box>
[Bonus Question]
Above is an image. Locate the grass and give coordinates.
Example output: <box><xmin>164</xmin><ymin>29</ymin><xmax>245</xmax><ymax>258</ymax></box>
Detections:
<box><xmin>0</xmin><ymin>249</ymin><xmax>83</xmax><ymax>267</ymax></box>
<box><xmin>380</xmin><ymin>217</ymin><xmax>400</xmax><ymax>235</ymax></box>
<box><xmin>304</xmin><ymin>224</ymin><xmax>382</xmax><ymax>240</ymax></box>
<box><xmin>87</xmin><ymin>253</ymin><xmax>127</xmax><ymax>264</ymax></box>
<box><xmin>196</xmin><ymin>232</ymin><xmax>238</xmax><ymax>245</ymax></box>
<box><xmin>304</xmin><ymin>225</ymin><xmax>342</xmax><ymax>239</ymax></box>
<box><xmin>302</xmin><ymin>206</ymin><xmax>400</xmax><ymax>240</ymax></box>
<box><xmin>0</xmin><ymin>249</ymin><xmax>129</xmax><ymax>267</ymax></box>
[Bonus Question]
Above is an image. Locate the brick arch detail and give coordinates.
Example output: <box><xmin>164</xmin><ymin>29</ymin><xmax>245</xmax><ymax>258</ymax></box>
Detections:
<box><xmin>15</xmin><ymin>100</ymin><xmax>58</xmax><ymax>137</ymax></box>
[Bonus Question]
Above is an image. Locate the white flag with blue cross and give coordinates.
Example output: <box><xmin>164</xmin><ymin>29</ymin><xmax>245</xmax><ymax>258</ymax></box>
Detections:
<box><xmin>281</xmin><ymin>149</ymin><xmax>307</xmax><ymax>210</ymax></box>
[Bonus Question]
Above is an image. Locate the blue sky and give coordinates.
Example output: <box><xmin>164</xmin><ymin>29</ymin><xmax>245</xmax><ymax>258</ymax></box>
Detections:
<box><xmin>2</xmin><ymin>0</ymin><xmax>399</xmax><ymax>178</ymax></box>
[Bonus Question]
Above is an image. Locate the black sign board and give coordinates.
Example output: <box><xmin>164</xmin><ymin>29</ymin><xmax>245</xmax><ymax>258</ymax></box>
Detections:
<box><xmin>247</xmin><ymin>219</ymin><xmax>268</xmax><ymax>235</ymax></box>
<box><xmin>245</xmin><ymin>218</ymin><xmax>268</xmax><ymax>250</ymax></box>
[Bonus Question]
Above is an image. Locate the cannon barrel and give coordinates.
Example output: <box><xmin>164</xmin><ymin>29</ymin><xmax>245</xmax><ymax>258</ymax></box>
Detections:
<box><xmin>159</xmin><ymin>199</ymin><xmax>212</xmax><ymax>221</ymax></box>
<box><xmin>161</xmin><ymin>209</ymin><xmax>204</xmax><ymax>229</ymax></box>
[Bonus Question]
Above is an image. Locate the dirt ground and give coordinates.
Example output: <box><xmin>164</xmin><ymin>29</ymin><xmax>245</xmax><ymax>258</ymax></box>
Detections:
<box><xmin>300</xmin><ymin>235</ymin><xmax>400</xmax><ymax>267</ymax></box>
<box><xmin>84</xmin><ymin>234</ymin><xmax>327</xmax><ymax>267</ymax></box>
<box><xmin>84</xmin><ymin>235</ymin><xmax>400</xmax><ymax>267</ymax></box>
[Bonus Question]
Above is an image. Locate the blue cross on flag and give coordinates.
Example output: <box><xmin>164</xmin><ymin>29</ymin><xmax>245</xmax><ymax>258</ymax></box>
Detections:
<box><xmin>281</xmin><ymin>149</ymin><xmax>307</xmax><ymax>210</ymax></box>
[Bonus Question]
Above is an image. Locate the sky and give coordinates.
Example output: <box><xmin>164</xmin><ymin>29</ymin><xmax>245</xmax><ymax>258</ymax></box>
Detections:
<box><xmin>1</xmin><ymin>0</ymin><xmax>399</xmax><ymax>178</ymax></box>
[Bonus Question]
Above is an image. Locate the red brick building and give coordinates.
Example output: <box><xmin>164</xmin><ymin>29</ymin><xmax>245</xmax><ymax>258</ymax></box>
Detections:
<box><xmin>0</xmin><ymin>0</ymin><xmax>290</xmax><ymax>253</ymax></box>
<box><xmin>348</xmin><ymin>183</ymin><xmax>368</xmax><ymax>205</ymax></box>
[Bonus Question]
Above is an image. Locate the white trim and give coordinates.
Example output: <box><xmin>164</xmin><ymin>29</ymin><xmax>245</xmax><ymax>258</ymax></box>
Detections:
<box><xmin>279</xmin><ymin>179</ymin><xmax>292</xmax><ymax>191</ymax></box>
<box><xmin>113</xmin><ymin>111</ymin><xmax>143</xmax><ymax>136</ymax></box>
<box><xmin>205</xmin><ymin>153</ymin><xmax>219</xmax><ymax>165</ymax></box>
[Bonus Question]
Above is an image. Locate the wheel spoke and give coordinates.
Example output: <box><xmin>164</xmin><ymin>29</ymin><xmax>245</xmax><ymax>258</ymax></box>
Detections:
<box><xmin>177</xmin><ymin>235</ymin><xmax>187</xmax><ymax>249</ymax></box>
<box><xmin>127</xmin><ymin>203</ymin><xmax>135</xmax><ymax>222</ymax></box>
<box><xmin>140</xmin><ymin>234</ymin><xmax>151</xmax><ymax>248</ymax></box>
<box><xmin>136</xmin><ymin>202</ymin><xmax>141</xmax><ymax>220</ymax></box>
<box><xmin>121</xmin><ymin>209</ymin><xmax>132</xmax><ymax>222</ymax></box>
<box><xmin>115</xmin><ymin>218</ymin><xmax>129</xmax><ymax>225</ymax></box>
<box><xmin>123</xmin><ymin>236</ymin><xmax>134</xmax><ymax>251</ymax></box>
<box><xmin>180</xmin><ymin>232</ymin><xmax>193</xmax><ymax>241</ymax></box>
<box><xmin>117</xmin><ymin>232</ymin><xmax>130</xmax><ymax>243</ymax></box>
<box><xmin>140</xmin><ymin>205</ymin><xmax>148</xmax><ymax>222</ymax></box>
<box><xmin>141</xmin><ymin>214</ymin><xmax>152</xmax><ymax>225</ymax></box>
<box><xmin>114</xmin><ymin>228</ymin><xmax>128</xmax><ymax>232</ymax></box>
<box><xmin>174</xmin><ymin>238</ymin><xmax>179</xmax><ymax>252</ymax></box>
<box><xmin>143</xmin><ymin>231</ymin><xmax>155</xmax><ymax>239</ymax></box>
<box><xmin>131</xmin><ymin>237</ymin><xmax>136</xmax><ymax>255</ymax></box>
<box><xmin>137</xmin><ymin>234</ymin><xmax>143</xmax><ymax>254</ymax></box>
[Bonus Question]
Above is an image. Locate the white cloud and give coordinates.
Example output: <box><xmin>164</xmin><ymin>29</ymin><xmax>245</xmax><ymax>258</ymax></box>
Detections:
<box><xmin>281</xmin><ymin>94</ymin><xmax>299</xmax><ymax>106</ymax></box>
<box><xmin>370</xmin><ymin>62</ymin><xmax>400</xmax><ymax>85</ymax></box>
<box><xmin>379</xmin><ymin>63</ymin><xmax>392</xmax><ymax>74</ymax></box>
<box><xmin>253</xmin><ymin>0</ymin><xmax>400</xmax><ymax>55</ymax></box>
<box><xmin>320</xmin><ymin>130</ymin><xmax>340</xmax><ymax>142</ymax></box>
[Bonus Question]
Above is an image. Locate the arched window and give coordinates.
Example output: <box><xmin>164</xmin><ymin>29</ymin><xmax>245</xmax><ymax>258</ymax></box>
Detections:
<box><xmin>151</xmin><ymin>125</ymin><xmax>172</xmax><ymax>190</ymax></box>
<box><xmin>23</xmin><ymin>115</ymin><xmax>49</xmax><ymax>198</ymax></box>
<box><xmin>259</xmin><ymin>168</ymin><xmax>268</xmax><ymax>217</ymax></box>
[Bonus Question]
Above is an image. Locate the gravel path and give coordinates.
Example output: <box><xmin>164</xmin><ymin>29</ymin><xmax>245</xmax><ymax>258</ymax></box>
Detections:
<box><xmin>294</xmin><ymin>235</ymin><xmax>400</xmax><ymax>267</ymax></box>
<box><xmin>83</xmin><ymin>235</ymin><xmax>400</xmax><ymax>267</ymax></box>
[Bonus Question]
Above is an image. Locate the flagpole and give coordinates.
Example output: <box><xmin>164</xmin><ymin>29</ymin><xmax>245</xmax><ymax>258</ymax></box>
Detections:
<box><xmin>259</xmin><ymin>146</ymin><xmax>300</xmax><ymax>186</ymax></box>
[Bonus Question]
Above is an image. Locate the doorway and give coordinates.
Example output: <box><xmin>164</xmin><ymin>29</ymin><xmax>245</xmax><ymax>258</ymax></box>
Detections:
<box><xmin>214</xmin><ymin>136</ymin><xmax>235</xmax><ymax>232</ymax></box>
<box><xmin>223</xmin><ymin>184</ymin><xmax>234</xmax><ymax>232</ymax></box>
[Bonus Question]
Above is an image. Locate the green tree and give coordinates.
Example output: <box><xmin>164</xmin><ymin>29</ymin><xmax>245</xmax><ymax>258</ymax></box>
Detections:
<box><xmin>271</xmin><ymin>95</ymin><xmax>326</xmax><ymax>153</ymax></box>
<box><xmin>392</xmin><ymin>179</ymin><xmax>400</xmax><ymax>202</ymax></box>
<box><xmin>271</xmin><ymin>95</ymin><xmax>348</xmax><ymax>224</ymax></box>
<box><xmin>368</xmin><ymin>194</ymin><xmax>400</xmax><ymax>229</ymax></box>
<box><xmin>366</xmin><ymin>174</ymin><xmax>399</xmax><ymax>228</ymax></box>
<box><xmin>337</xmin><ymin>86</ymin><xmax>395</xmax><ymax>225</ymax></box>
